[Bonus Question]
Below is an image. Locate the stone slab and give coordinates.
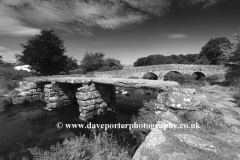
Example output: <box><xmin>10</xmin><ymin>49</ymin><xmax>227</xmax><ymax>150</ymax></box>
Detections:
<box><xmin>32</xmin><ymin>77</ymin><xmax>178</xmax><ymax>90</ymax></box>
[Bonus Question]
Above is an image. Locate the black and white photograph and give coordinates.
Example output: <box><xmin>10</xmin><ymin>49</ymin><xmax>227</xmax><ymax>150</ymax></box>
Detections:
<box><xmin>0</xmin><ymin>0</ymin><xmax>240</xmax><ymax>159</ymax></box>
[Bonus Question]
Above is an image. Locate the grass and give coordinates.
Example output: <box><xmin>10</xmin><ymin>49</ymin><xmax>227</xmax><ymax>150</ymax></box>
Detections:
<box><xmin>1</xmin><ymin>130</ymin><xmax>131</xmax><ymax>160</ymax></box>
<box><xmin>130</xmin><ymin>100</ymin><xmax>159</xmax><ymax>144</ymax></box>
<box><xmin>233</xmin><ymin>87</ymin><xmax>240</xmax><ymax>106</ymax></box>
<box><xmin>28</xmin><ymin>130</ymin><xmax>131</xmax><ymax>160</ymax></box>
<box><xmin>177</xmin><ymin>99</ymin><xmax>225</xmax><ymax>134</ymax></box>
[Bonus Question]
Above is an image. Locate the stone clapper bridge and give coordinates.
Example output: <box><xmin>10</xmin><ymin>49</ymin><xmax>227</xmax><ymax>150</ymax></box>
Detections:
<box><xmin>17</xmin><ymin>64</ymin><xmax>226</xmax><ymax>121</ymax></box>
<box><xmin>17</xmin><ymin>77</ymin><xmax>178</xmax><ymax>121</ymax></box>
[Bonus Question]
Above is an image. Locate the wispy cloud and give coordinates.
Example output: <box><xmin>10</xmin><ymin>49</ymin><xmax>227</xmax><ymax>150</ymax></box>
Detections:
<box><xmin>167</xmin><ymin>33</ymin><xmax>191</xmax><ymax>39</ymax></box>
<box><xmin>0</xmin><ymin>8</ymin><xmax>40</xmax><ymax>36</ymax></box>
<box><xmin>179</xmin><ymin>0</ymin><xmax>223</xmax><ymax>9</ymax></box>
<box><xmin>0</xmin><ymin>45</ymin><xmax>20</xmax><ymax>62</ymax></box>
<box><xmin>0</xmin><ymin>0</ymin><xmax>225</xmax><ymax>36</ymax></box>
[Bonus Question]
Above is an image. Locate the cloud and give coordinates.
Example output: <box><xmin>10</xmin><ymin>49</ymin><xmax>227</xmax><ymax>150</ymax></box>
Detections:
<box><xmin>0</xmin><ymin>46</ymin><xmax>9</xmax><ymax>51</ymax></box>
<box><xmin>167</xmin><ymin>34</ymin><xmax>190</xmax><ymax>39</ymax></box>
<box><xmin>179</xmin><ymin>0</ymin><xmax>223</xmax><ymax>8</ymax></box>
<box><xmin>0</xmin><ymin>7</ymin><xmax>40</xmax><ymax>36</ymax></box>
<box><xmin>0</xmin><ymin>45</ymin><xmax>20</xmax><ymax>62</ymax></box>
<box><xmin>0</xmin><ymin>0</ymin><xmax>225</xmax><ymax>36</ymax></box>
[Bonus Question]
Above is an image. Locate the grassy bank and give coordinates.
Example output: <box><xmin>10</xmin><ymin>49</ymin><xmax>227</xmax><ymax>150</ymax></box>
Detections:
<box><xmin>0</xmin><ymin>67</ymin><xmax>33</xmax><ymax>112</ymax></box>
<box><xmin>1</xmin><ymin>130</ymin><xmax>132</xmax><ymax>160</ymax></box>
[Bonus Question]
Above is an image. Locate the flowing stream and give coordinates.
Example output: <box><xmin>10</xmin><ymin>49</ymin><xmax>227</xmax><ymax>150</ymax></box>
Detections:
<box><xmin>0</xmin><ymin>87</ymin><xmax>158</xmax><ymax>159</ymax></box>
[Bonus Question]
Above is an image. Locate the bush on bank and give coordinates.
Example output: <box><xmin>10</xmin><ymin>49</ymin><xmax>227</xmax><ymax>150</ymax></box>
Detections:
<box><xmin>0</xmin><ymin>68</ymin><xmax>32</xmax><ymax>90</ymax></box>
<box><xmin>164</xmin><ymin>73</ymin><xmax>223</xmax><ymax>87</ymax></box>
<box><xmin>0</xmin><ymin>96</ymin><xmax>13</xmax><ymax>112</ymax></box>
<box><xmin>29</xmin><ymin>130</ymin><xmax>131</xmax><ymax>160</ymax></box>
<box><xmin>130</xmin><ymin>100</ymin><xmax>159</xmax><ymax>144</ymax></box>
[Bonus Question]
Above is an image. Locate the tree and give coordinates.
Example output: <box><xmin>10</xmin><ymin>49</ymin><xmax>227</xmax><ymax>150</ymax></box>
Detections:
<box><xmin>0</xmin><ymin>55</ymin><xmax>3</xmax><ymax>65</ymax></box>
<box><xmin>15</xmin><ymin>29</ymin><xmax>67</xmax><ymax>75</ymax></box>
<box><xmin>133</xmin><ymin>54</ymin><xmax>200</xmax><ymax>67</ymax></box>
<box><xmin>80</xmin><ymin>52</ymin><xmax>105</xmax><ymax>73</ymax></box>
<box><xmin>199</xmin><ymin>37</ymin><xmax>231</xmax><ymax>65</ymax></box>
<box><xmin>80</xmin><ymin>52</ymin><xmax>123</xmax><ymax>73</ymax></box>
<box><xmin>100</xmin><ymin>58</ymin><xmax>123</xmax><ymax>71</ymax></box>
<box><xmin>225</xmin><ymin>29</ymin><xmax>240</xmax><ymax>81</ymax></box>
<box><xmin>65</xmin><ymin>56</ymin><xmax>80</xmax><ymax>74</ymax></box>
<box><xmin>194</xmin><ymin>56</ymin><xmax>210</xmax><ymax>65</ymax></box>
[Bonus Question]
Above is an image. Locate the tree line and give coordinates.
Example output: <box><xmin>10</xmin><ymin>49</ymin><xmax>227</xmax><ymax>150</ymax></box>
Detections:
<box><xmin>134</xmin><ymin>37</ymin><xmax>233</xmax><ymax>67</ymax></box>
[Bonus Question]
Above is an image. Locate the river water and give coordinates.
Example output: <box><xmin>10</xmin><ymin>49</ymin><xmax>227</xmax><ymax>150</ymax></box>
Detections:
<box><xmin>0</xmin><ymin>87</ymin><xmax>158</xmax><ymax>159</ymax></box>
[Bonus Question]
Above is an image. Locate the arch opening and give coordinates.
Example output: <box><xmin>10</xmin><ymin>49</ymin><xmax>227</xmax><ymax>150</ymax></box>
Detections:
<box><xmin>191</xmin><ymin>72</ymin><xmax>205</xmax><ymax>80</ymax></box>
<box><xmin>163</xmin><ymin>71</ymin><xmax>183</xmax><ymax>81</ymax></box>
<box><xmin>142</xmin><ymin>72</ymin><xmax>158</xmax><ymax>80</ymax></box>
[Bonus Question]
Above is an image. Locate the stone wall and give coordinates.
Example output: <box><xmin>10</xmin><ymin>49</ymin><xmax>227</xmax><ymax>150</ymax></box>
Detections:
<box><xmin>76</xmin><ymin>82</ymin><xmax>116</xmax><ymax>121</ymax></box>
<box><xmin>13</xmin><ymin>81</ymin><xmax>45</xmax><ymax>104</ymax></box>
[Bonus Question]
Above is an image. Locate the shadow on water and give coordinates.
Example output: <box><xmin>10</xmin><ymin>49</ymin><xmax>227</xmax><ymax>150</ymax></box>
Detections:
<box><xmin>0</xmin><ymin>88</ymin><xmax>158</xmax><ymax>159</ymax></box>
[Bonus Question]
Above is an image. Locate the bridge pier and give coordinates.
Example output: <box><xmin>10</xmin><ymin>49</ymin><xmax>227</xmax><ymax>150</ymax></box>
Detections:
<box><xmin>44</xmin><ymin>82</ymin><xmax>77</xmax><ymax>109</ymax></box>
<box><xmin>43</xmin><ymin>81</ymin><xmax>116</xmax><ymax>121</ymax></box>
<box><xmin>76</xmin><ymin>82</ymin><xmax>116</xmax><ymax>121</ymax></box>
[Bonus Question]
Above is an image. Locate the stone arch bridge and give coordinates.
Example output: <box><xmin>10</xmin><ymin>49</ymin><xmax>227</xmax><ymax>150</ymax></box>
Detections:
<box><xmin>94</xmin><ymin>64</ymin><xmax>227</xmax><ymax>80</ymax></box>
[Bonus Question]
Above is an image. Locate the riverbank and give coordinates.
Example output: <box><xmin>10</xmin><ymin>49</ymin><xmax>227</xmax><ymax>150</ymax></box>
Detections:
<box><xmin>133</xmin><ymin>85</ymin><xmax>240</xmax><ymax>160</ymax></box>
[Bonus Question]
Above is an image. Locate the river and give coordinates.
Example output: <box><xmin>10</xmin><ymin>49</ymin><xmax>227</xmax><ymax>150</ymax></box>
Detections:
<box><xmin>0</xmin><ymin>87</ymin><xmax>158</xmax><ymax>159</ymax></box>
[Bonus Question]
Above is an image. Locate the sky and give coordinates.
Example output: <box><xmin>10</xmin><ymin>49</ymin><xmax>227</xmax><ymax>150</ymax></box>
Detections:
<box><xmin>0</xmin><ymin>0</ymin><xmax>240</xmax><ymax>65</ymax></box>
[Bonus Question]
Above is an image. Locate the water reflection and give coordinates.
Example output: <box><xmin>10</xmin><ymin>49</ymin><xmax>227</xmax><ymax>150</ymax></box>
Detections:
<box><xmin>0</xmin><ymin>88</ymin><xmax>158</xmax><ymax>159</ymax></box>
<box><xmin>116</xmin><ymin>87</ymin><xmax>158</xmax><ymax>114</ymax></box>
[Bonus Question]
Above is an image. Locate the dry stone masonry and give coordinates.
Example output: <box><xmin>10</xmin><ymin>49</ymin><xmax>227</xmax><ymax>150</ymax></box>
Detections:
<box><xmin>44</xmin><ymin>82</ymin><xmax>75</xmax><ymax>109</ymax></box>
<box><xmin>76</xmin><ymin>82</ymin><xmax>116</xmax><ymax>121</ymax></box>
<box><xmin>14</xmin><ymin>81</ymin><xmax>44</xmax><ymax>104</ymax></box>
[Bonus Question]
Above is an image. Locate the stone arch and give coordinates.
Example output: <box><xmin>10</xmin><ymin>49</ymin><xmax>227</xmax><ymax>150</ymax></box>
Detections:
<box><xmin>163</xmin><ymin>71</ymin><xmax>183</xmax><ymax>81</ymax></box>
<box><xmin>191</xmin><ymin>72</ymin><xmax>206</xmax><ymax>80</ymax></box>
<box><xmin>142</xmin><ymin>72</ymin><xmax>158</xmax><ymax>80</ymax></box>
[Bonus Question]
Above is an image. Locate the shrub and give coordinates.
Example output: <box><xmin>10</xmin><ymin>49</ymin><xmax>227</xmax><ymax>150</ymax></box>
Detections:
<box><xmin>130</xmin><ymin>100</ymin><xmax>159</xmax><ymax>144</ymax></box>
<box><xmin>128</xmin><ymin>77</ymin><xmax>139</xmax><ymax>79</ymax></box>
<box><xmin>0</xmin><ymin>63</ymin><xmax>14</xmax><ymax>68</ymax></box>
<box><xmin>164</xmin><ymin>73</ymin><xmax>206</xmax><ymax>86</ymax></box>
<box><xmin>164</xmin><ymin>72</ymin><xmax>185</xmax><ymax>83</ymax></box>
<box><xmin>69</xmin><ymin>69</ymin><xmax>84</xmax><ymax>74</ymax></box>
<box><xmin>0</xmin><ymin>96</ymin><xmax>13</xmax><ymax>112</ymax></box>
<box><xmin>227</xmin><ymin>76</ymin><xmax>240</xmax><ymax>87</ymax></box>
<box><xmin>206</xmin><ymin>75</ymin><xmax>219</xmax><ymax>84</ymax></box>
<box><xmin>85</xmin><ymin>72</ymin><xmax>96</xmax><ymax>78</ymax></box>
<box><xmin>59</xmin><ymin>71</ymin><xmax>67</xmax><ymax>75</ymax></box>
<box><xmin>0</xmin><ymin>68</ymin><xmax>32</xmax><ymax>90</ymax></box>
<box><xmin>142</xmin><ymin>72</ymin><xmax>158</xmax><ymax>80</ymax></box>
<box><xmin>29</xmin><ymin>130</ymin><xmax>131</xmax><ymax>160</ymax></box>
